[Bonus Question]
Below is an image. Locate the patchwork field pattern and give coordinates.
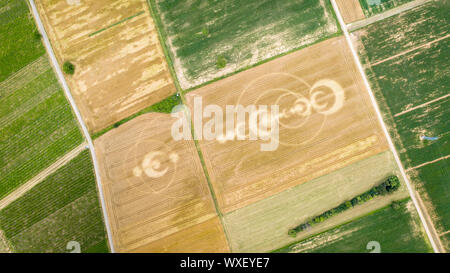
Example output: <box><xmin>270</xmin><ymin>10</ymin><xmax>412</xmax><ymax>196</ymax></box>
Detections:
<box><xmin>185</xmin><ymin>37</ymin><xmax>389</xmax><ymax>214</ymax></box>
<box><xmin>276</xmin><ymin>200</ymin><xmax>432</xmax><ymax>253</ymax></box>
<box><xmin>336</xmin><ymin>0</ymin><xmax>365</xmax><ymax>23</ymax></box>
<box><xmin>0</xmin><ymin>151</ymin><xmax>108</xmax><ymax>253</ymax></box>
<box><xmin>358</xmin><ymin>0</ymin><xmax>414</xmax><ymax>17</ymax></box>
<box><xmin>94</xmin><ymin>113</ymin><xmax>227</xmax><ymax>252</ymax></box>
<box><xmin>150</xmin><ymin>0</ymin><xmax>339</xmax><ymax>89</ymax></box>
<box><xmin>0</xmin><ymin>1</ymin><xmax>83</xmax><ymax>200</ymax></box>
<box><xmin>35</xmin><ymin>0</ymin><xmax>176</xmax><ymax>132</ymax></box>
<box><xmin>356</xmin><ymin>0</ymin><xmax>449</xmax><ymax>250</ymax></box>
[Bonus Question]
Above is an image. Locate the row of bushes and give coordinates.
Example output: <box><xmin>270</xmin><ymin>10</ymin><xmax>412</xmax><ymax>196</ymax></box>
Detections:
<box><xmin>288</xmin><ymin>176</ymin><xmax>401</xmax><ymax>237</ymax></box>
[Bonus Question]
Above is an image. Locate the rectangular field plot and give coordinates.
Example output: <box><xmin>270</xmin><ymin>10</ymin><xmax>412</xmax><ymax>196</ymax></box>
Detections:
<box><xmin>409</xmin><ymin>158</ymin><xmax>450</xmax><ymax>247</ymax></box>
<box><xmin>0</xmin><ymin>0</ymin><xmax>45</xmax><ymax>81</ymax></box>
<box><xmin>150</xmin><ymin>0</ymin><xmax>339</xmax><ymax>89</ymax></box>
<box><xmin>185</xmin><ymin>37</ymin><xmax>389</xmax><ymax>214</ymax></box>
<box><xmin>35</xmin><ymin>0</ymin><xmax>176</xmax><ymax>132</ymax></box>
<box><xmin>393</xmin><ymin>97</ymin><xmax>449</xmax><ymax>169</ymax></box>
<box><xmin>356</xmin><ymin>0</ymin><xmax>450</xmax><ymax>251</ymax></box>
<box><xmin>336</xmin><ymin>0</ymin><xmax>365</xmax><ymax>23</ymax></box>
<box><xmin>275</xmin><ymin>200</ymin><xmax>432</xmax><ymax>253</ymax></box>
<box><xmin>369</xmin><ymin>39</ymin><xmax>449</xmax><ymax>115</ymax></box>
<box><xmin>223</xmin><ymin>151</ymin><xmax>409</xmax><ymax>252</ymax></box>
<box><xmin>358</xmin><ymin>0</ymin><xmax>415</xmax><ymax>17</ymax></box>
<box><xmin>0</xmin><ymin>3</ymin><xmax>83</xmax><ymax>199</ymax></box>
<box><xmin>94</xmin><ymin>113</ymin><xmax>224</xmax><ymax>252</ymax></box>
<box><xmin>357</xmin><ymin>1</ymin><xmax>449</xmax><ymax>63</ymax></box>
<box><xmin>131</xmin><ymin>217</ymin><xmax>229</xmax><ymax>253</ymax></box>
<box><xmin>0</xmin><ymin>151</ymin><xmax>108</xmax><ymax>253</ymax></box>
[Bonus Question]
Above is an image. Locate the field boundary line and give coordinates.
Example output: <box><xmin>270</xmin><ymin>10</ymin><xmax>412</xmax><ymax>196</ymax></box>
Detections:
<box><xmin>331</xmin><ymin>0</ymin><xmax>442</xmax><ymax>253</ymax></box>
<box><xmin>0</xmin><ymin>142</ymin><xmax>87</xmax><ymax>210</ymax></box>
<box><xmin>372</xmin><ymin>34</ymin><xmax>450</xmax><ymax>67</ymax></box>
<box><xmin>348</xmin><ymin>0</ymin><xmax>432</xmax><ymax>32</ymax></box>
<box><xmin>406</xmin><ymin>154</ymin><xmax>450</xmax><ymax>172</ymax></box>
<box><xmin>394</xmin><ymin>93</ymin><xmax>450</xmax><ymax>117</ymax></box>
<box><xmin>28</xmin><ymin>0</ymin><xmax>115</xmax><ymax>253</ymax></box>
<box><xmin>88</xmin><ymin>11</ymin><xmax>145</xmax><ymax>37</ymax></box>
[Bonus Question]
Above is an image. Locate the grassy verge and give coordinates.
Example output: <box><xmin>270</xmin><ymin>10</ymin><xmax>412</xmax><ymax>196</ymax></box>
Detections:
<box><xmin>92</xmin><ymin>93</ymin><xmax>181</xmax><ymax>139</ymax></box>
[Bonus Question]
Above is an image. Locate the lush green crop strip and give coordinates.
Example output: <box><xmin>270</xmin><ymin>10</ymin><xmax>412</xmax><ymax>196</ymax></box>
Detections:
<box><xmin>88</xmin><ymin>11</ymin><xmax>145</xmax><ymax>37</ymax></box>
<box><xmin>276</xmin><ymin>199</ymin><xmax>432</xmax><ymax>253</ymax></box>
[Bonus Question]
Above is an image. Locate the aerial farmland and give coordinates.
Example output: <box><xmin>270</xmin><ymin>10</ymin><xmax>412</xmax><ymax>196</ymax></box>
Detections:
<box><xmin>355</xmin><ymin>0</ymin><xmax>449</xmax><ymax>251</ymax></box>
<box><xmin>0</xmin><ymin>0</ymin><xmax>447</xmax><ymax>257</ymax></box>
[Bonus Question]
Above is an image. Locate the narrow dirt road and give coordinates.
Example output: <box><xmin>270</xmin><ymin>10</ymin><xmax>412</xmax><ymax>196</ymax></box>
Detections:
<box><xmin>27</xmin><ymin>0</ymin><xmax>115</xmax><ymax>252</ymax></box>
<box><xmin>348</xmin><ymin>0</ymin><xmax>432</xmax><ymax>31</ymax></box>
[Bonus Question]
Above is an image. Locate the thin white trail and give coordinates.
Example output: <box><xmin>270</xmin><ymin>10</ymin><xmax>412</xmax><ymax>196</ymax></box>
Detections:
<box><xmin>27</xmin><ymin>0</ymin><xmax>115</xmax><ymax>253</ymax></box>
<box><xmin>407</xmin><ymin>155</ymin><xmax>450</xmax><ymax>172</ymax></box>
<box><xmin>331</xmin><ymin>0</ymin><xmax>442</xmax><ymax>253</ymax></box>
<box><xmin>372</xmin><ymin>34</ymin><xmax>450</xmax><ymax>67</ymax></box>
<box><xmin>394</xmin><ymin>94</ymin><xmax>450</xmax><ymax>117</ymax></box>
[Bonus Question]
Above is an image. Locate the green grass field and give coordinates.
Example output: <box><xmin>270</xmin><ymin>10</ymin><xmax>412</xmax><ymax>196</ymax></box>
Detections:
<box><xmin>357</xmin><ymin>1</ymin><xmax>449</xmax><ymax>251</ymax></box>
<box><xmin>275</xmin><ymin>199</ymin><xmax>432</xmax><ymax>253</ymax></box>
<box><xmin>358</xmin><ymin>1</ymin><xmax>449</xmax><ymax>63</ymax></box>
<box><xmin>0</xmin><ymin>1</ymin><xmax>83</xmax><ymax>199</ymax></box>
<box><xmin>410</xmin><ymin>158</ymin><xmax>449</xmax><ymax>248</ymax></box>
<box><xmin>0</xmin><ymin>0</ymin><xmax>44</xmax><ymax>81</ymax></box>
<box><xmin>223</xmin><ymin>151</ymin><xmax>409</xmax><ymax>252</ymax></box>
<box><xmin>149</xmin><ymin>0</ymin><xmax>339</xmax><ymax>89</ymax></box>
<box><xmin>358</xmin><ymin>0</ymin><xmax>415</xmax><ymax>17</ymax></box>
<box><xmin>0</xmin><ymin>151</ymin><xmax>108</xmax><ymax>253</ymax></box>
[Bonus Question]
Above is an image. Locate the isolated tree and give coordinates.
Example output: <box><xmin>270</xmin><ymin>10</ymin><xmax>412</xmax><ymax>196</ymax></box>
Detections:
<box><xmin>63</xmin><ymin>61</ymin><xmax>75</xmax><ymax>75</ymax></box>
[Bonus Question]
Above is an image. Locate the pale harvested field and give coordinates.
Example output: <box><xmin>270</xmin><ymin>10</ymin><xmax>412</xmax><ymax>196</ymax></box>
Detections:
<box><xmin>94</xmin><ymin>113</ymin><xmax>218</xmax><ymax>252</ymax></box>
<box><xmin>336</xmin><ymin>0</ymin><xmax>365</xmax><ymax>23</ymax></box>
<box><xmin>0</xmin><ymin>230</ymin><xmax>11</xmax><ymax>253</ymax></box>
<box><xmin>185</xmin><ymin>36</ymin><xmax>389</xmax><ymax>214</ymax></box>
<box><xmin>224</xmin><ymin>151</ymin><xmax>409</xmax><ymax>253</ymax></box>
<box><xmin>36</xmin><ymin>0</ymin><xmax>176</xmax><ymax>132</ymax></box>
<box><xmin>131</xmin><ymin>217</ymin><xmax>229</xmax><ymax>253</ymax></box>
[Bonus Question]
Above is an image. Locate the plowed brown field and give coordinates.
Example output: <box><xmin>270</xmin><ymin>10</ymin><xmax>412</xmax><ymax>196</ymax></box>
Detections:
<box><xmin>36</xmin><ymin>0</ymin><xmax>176</xmax><ymax>132</ymax></box>
<box><xmin>94</xmin><ymin>113</ymin><xmax>221</xmax><ymax>252</ymax></box>
<box><xmin>185</xmin><ymin>37</ymin><xmax>389</xmax><ymax>214</ymax></box>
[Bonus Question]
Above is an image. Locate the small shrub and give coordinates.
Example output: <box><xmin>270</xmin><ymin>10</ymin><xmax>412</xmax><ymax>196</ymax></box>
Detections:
<box><xmin>63</xmin><ymin>61</ymin><xmax>75</xmax><ymax>75</ymax></box>
<box><xmin>33</xmin><ymin>30</ymin><xmax>42</xmax><ymax>40</ymax></box>
<box><xmin>288</xmin><ymin>229</ymin><xmax>297</xmax><ymax>238</ymax></box>
<box><xmin>391</xmin><ymin>201</ymin><xmax>402</xmax><ymax>210</ymax></box>
<box><xmin>201</xmin><ymin>26</ymin><xmax>209</xmax><ymax>37</ymax></box>
<box><xmin>216</xmin><ymin>55</ymin><xmax>227</xmax><ymax>69</ymax></box>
